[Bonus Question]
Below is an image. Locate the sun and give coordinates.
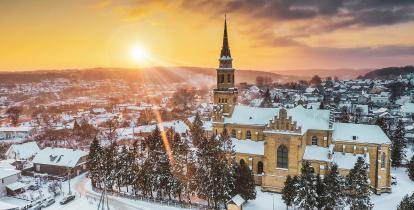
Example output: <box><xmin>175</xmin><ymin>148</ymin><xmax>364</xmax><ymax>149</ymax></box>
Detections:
<box><xmin>130</xmin><ymin>45</ymin><xmax>149</xmax><ymax>63</ymax></box>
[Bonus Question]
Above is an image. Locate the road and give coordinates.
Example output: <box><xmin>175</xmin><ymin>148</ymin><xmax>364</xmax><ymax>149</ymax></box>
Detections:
<box><xmin>71</xmin><ymin>174</ymin><xmax>145</xmax><ymax>210</ymax></box>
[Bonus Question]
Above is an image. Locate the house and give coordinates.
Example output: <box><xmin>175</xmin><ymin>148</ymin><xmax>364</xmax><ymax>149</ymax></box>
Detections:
<box><xmin>0</xmin><ymin>168</ymin><xmax>21</xmax><ymax>197</ymax></box>
<box><xmin>32</xmin><ymin>147</ymin><xmax>88</xmax><ymax>178</ymax></box>
<box><xmin>0</xmin><ymin>126</ymin><xmax>33</xmax><ymax>142</ymax></box>
<box><xmin>401</xmin><ymin>103</ymin><xmax>414</xmax><ymax>118</ymax></box>
<box><xmin>5</xmin><ymin>141</ymin><xmax>40</xmax><ymax>160</ymax></box>
<box><xmin>227</xmin><ymin>194</ymin><xmax>246</xmax><ymax>210</ymax></box>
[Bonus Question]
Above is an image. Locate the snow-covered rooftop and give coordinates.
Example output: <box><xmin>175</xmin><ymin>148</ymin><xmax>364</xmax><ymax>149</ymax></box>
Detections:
<box><xmin>303</xmin><ymin>145</ymin><xmax>331</xmax><ymax>162</ymax></box>
<box><xmin>333</xmin><ymin>123</ymin><xmax>391</xmax><ymax>144</ymax></box>
<box><xmin>224</xmin><ymin>105</ymin><xmax>279</xmax><ymax>126</ymax></box>
<box><xmin>229</xmin><ymin>194</ymin><xmax>245</xmax><ymax>206</ymax></box>
<box><xmin>6</xmin><ymin>141</ymin><xmax>40</xmax><ymax>160</ymax></box>
<box><xmin>231</xmin><ymin>138</ymin><xmax>264</xmax><ymax>155</ymax></box>
<box><xmin>0</xmin><ymin>168</ymin><xmax>20</xmax><ymax>179</ymax></box>
<box><xmin>401</xmin><ymin>103</ymin><xmax>414</xmax><ymax>113</ymax></box>
<box><xmin>287</xmin><ymin>106</ymin><xmax>330</xmax><ymax>133</ymax></box>
<box><xmin>0</xmin><ymin>126</ymin><xmax>33</xmax><ymax>132</ymax></box>
<box><xmin>332</xmin><ymin>152</ymin><xmax>370</xmax><ymax>170</ymax></box>
<box><xmin>32</xmin><ymin>147</ymin><xmax>88</xmax><ymax>168</ymax></box>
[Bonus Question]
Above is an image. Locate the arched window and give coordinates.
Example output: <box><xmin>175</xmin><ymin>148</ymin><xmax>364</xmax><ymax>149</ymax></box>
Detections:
<box><xmin>257</xmin><ymin>161</ymin><xmax>264</xmax><ymax>174</ymax></box>
<box><xmin>246</xmin><ymin>130</ymin><xmax>252</xmax><ymax>139</ymax></box>
<box><xmin>240</xmin><ymin>159</ymin><xmax>245</xmax><ymax>165</ymax></box>
<box><xmin>311</xmin><ymin>136</ymin><xmax>318</xmax><ymax>145</ymax></box>
<box><xmin>381</xmin><ymin>152</ymin><xmax>386</xmax><ymax>168</ymax></box>
<box><xmin>231</xmin><ymin>129</ymin><xmax>236</xmax><ymax>138</ymax></box>
<box><xmin>277</xmin><ymin>145</ymin><xmax>288</xmax><ymax>168</ymax></box>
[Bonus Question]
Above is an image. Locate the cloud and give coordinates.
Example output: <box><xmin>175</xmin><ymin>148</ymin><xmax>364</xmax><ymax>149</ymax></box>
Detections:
<box><xmin>302</xmin><ymin>45</ymin><xmax>414</xmax><ymax>60</ymax></box>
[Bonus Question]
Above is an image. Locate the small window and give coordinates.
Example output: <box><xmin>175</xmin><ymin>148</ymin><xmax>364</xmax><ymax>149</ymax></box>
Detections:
<box><xmin>257</xmin><ymin>161</ymin><xmax>264</xmax><ymax>174</ymax></box>
<box><xmin>381</xmin><ymin>152</ymin><xmax>386</xmax><ymax>168</ymax></box>
<box><xmin>227</xmin><ymin>74</ymin><xmax>231</xmax><ymax>83</ymax></box>
<box><xmin>312</xmin><ymin>136</ymin><xmax>318</xmax><ymax>145</ymax></box>
<box><xmin>231</xmin><ymin>129</ymin><xmax>236</xmax><ymax>138</ymax></box>
<box><xmin>246</xmin><ymin>130</ymin><xmax>252</xmax><ymax>139</ymax></box>
<box><xmin>240</xmin><ymin>159</ymin><xmax>245</xmax><ymax>165</ymax></box>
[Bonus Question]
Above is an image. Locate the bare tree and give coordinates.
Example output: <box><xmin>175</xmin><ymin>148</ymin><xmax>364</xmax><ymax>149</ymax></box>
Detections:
<box><xmin>6</xmin><ymin>106</ymin><xmax>23</xmax><ymax>126</ymax></box>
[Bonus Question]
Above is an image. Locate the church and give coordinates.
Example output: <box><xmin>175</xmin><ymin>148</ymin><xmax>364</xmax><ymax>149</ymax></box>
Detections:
<box><xmin>211</xmin><ymin>17</ymin><xmax>392</xmax><ymax>194</ymax></box>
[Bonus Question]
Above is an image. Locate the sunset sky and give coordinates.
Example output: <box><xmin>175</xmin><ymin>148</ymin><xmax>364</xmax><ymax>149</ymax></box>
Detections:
<box><xmin>1</xmin><ymin>0</ymin><xmax>414</xmax><ymax>71</ymax></box>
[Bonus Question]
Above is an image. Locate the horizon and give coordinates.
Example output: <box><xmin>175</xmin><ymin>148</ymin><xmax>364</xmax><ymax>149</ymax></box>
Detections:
<box><xmin>1</xmin><ymin>0</ymin><xmax>414</xmax><ymax>71</ymax></box>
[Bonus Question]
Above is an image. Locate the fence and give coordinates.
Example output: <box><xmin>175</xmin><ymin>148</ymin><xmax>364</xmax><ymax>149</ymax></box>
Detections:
<box><xmin>91</xmin><ymin>187</ymin><xmax>221</xmax><ymax>210</ymax></box>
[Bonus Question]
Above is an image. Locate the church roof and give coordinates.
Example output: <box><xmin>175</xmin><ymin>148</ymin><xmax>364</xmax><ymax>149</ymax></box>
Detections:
<box><xmin>220</xmin><ymin>15</ymin><xmax>231</xmax><ymax>58</ymax></box>
<box><xmin>224</xmin><ymin>105</ymin><xmax>331</xmax><ymax>134</ymax></box>
<box><xmin>287</xmin><ymin>105</ymin><xmax>331</xmax><ymax>133</ymax></box>
<box><xmin>224</xmin><ymin>105</ymin><xmax>279</xmax><ymax>126</ymax></box>
<box><xmin>332</xmin><ymin>123</ymin><xmax>391</xmax><ymax>144</ymax></box>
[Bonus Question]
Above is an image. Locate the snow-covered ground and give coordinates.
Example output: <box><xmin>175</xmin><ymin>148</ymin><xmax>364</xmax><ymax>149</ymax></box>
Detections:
<box><xmin>1</xmin><ymin>167</ymin><xmax>413</xmax><ymax>210</ymax></box>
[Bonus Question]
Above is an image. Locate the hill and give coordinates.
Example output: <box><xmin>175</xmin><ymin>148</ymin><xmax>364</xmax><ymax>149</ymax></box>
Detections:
<box><xmin>0</xmin><ymin>67</ymin><xmax>301</xmax><ymax>86</ymax></box>
<box><xmin>272</xmin><ymin>68</ymin><xmax>372</xmax><ymax>80</ymax></box>
<box><xmin>358</xmin><ymin>66</ymin><xmax>414</xmax><ymax>79</ymax></box>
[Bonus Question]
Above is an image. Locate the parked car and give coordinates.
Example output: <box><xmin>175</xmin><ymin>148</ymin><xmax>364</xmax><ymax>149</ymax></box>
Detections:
<box><xmin>60</xmin><ymin>195</ymin><xmax>75</xmax><ymax>205</ymax></box>
<box><xmin>42</xmin><ymin>197</ymin><xmax>56</xmax><ymax>207</ymax></box>
<box><xmin>29</xmin><ymin>201</ymin><xmax>42</xmax><ymax>210</ymax></box>
<box><xmin>28</xmin><ymin>185</ymin><xmax>40</xmax><ymax>191</ymax></box>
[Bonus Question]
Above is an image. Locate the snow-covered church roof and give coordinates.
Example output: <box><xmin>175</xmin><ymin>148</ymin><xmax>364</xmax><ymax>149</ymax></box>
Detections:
<box><xmin>287</xmin><ymin>105</ymin><xmax>330</xmax><ymax>133</ymax></box>
<box><xmin>224</xmin><ymin>105</ymin><xmax>279</xmax><ymax>126</ymax></box>
<box><xmin>332</xmin><ymin>123</ymin><xmax>391</xmax><ymax>144</ymax></box>
<box><xmin>223</xmin><ymin>105</ymin><xmax>331</xmax><ymax>134</ymax></box>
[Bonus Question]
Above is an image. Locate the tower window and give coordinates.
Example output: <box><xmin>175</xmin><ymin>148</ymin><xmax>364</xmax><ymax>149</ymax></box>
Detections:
<box><xmin>277</xmin><ymin>145</ymin><xmax>288</xmax><ymax>169</ymax></box>
<box><xmin>220</xmin><ymin>74</ymin><xmax>224</xmax><ymax>83</ymax></box>
<box><xmin>246</xmin><ymin>130</ymin><xmax>252</xmax><ymax>139</ymax></box>
<box><xmin>312</xmin><ymin>136</ymin><xmax>318</xmax><ymax>145</ymax></box>
<box><xmin>227</xmin><ymin>74</ymin><xmax>231</xmax><ymax>83</ymax></box>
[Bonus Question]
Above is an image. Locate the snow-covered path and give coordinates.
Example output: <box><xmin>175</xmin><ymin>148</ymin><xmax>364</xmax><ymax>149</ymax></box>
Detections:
<box><xmin>72</xmin><ymin>174</ymin><xmax>144</xmax><ymax>210</ymax></box>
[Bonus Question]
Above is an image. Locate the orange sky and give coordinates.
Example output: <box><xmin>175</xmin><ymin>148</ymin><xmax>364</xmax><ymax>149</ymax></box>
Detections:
<box><xmin>1</xmin><ymin>0</ymin><xmax>414</xmax><ymax>71</ymax></box>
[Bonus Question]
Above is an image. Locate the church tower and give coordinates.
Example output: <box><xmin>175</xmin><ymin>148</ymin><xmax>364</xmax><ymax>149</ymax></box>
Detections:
<box><xmin>213</xmin><ymin>16</ymin><xmax>238</xmax><ymax>119</ymax></box>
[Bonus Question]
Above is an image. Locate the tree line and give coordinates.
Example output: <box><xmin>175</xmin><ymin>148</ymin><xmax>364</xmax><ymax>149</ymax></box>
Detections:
<box><xmin>282</xmin><ymin>158</ymin><xmax>373</xmax><ymax>210</ymax></box>
<box><xmin>87</xmin><ymin>115</ymin><xmax>256</xmax><ymax>209</ymax></box>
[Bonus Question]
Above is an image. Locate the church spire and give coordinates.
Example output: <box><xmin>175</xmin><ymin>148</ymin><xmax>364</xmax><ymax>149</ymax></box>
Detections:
<box><xmin>220</xmin><ymin>14</ymin><xmax>231</xmax><ymax>58</ymax></box>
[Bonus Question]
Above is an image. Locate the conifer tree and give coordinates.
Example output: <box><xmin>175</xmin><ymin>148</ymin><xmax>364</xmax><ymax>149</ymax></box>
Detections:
<box><xmin>234</xmin><ymin>162</ymin><xmax>256</xmax><ymax>200</ymax></box>
<box><xmin>316</xmin><ymin>174</ymin><xmax>327</xmax><ymax>210</ymax></box>
<box><xmin>398</xmin><ymin>192</ymin><xmax>414</xmax><ymax>210</ymax></box>
<box><xmin>190</xmin><ymin>113</ymin><xmax>204</xmax><ymax>147</ymax></box>
<box><xmin>282</xmin><ymin>175</ymin><xmax>298</xmax><ymax>209</ymax></box>
<box><xmin>391</xmin><ymin>120</ymin><xmax>406</xmax><ymax>167</ymax></box>
<box><xmin>295</xmin><ymin>161</ymin><xmax>318</xmax><ymax>210</ymax></box>
<box><xmin>168</xmin><ymin>130</ymin><xmax>184</xmax><ymax>201</ymax></box>
<box><xmin>260</xmin><ymin>89</ymin><xmax>273</xmax><ymax>108</ymax></box>
<box><xmin>346</xmin><ymin>157</ymin><xmax>373</xmax><ymax>210</ymax></box>
<box><xmin>375</xmin><ymin>117</ymin><xmax>389</xmax><ymax>137</ymax></box>
<box><xmin>196</xmin><ymin>130</ymin><xmax>236</xmax><ymax>209</ymax></box>
<box><xmin>103</xmin><ymin>141</ymin><xmax>117</xmax><ymax>191</ymax></box>
<box><xmin>323</xmin><ymin>164</ymin><xmax>346</xmax><ymax>210</ymax></box>
<box><xmin>408</xmin><ymin>155</ymin><xmax>414</xmax><ymax>181</ymax></box>
<box><xmin>88</xmin><ymin>137</ymin><xmax>102</xmax><ymax>188</ymax></box>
